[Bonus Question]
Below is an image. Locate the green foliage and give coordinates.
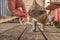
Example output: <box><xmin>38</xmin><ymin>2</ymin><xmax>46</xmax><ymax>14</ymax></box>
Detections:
<box><xmin>51</xmin><ymin>21</ymin><xmax>60</xmax><ymax>28</ymax></box>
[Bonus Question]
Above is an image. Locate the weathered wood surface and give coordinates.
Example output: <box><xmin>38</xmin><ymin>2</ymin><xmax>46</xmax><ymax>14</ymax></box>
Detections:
<box><xmin>45</xmin><ymin>32</ymin><xmax>60</xmax><ymax>40</ymax></box>
<box><xmin>44</xmin><ymin>25</ymin><xmax>60</xmax><ymax>33</ymax></box>
<box><xmin>43</xmin><ymin>26</ymin><xmax>60</xmax><ymax>40</ymax></box>
<box><xmin>0</xmin><ymin>23</ymin><xmax>27</xmax><ymax>40</ymax></box>
<box><xmin>0</xmin><ymin>23</ymin><xmax>19</xmax><ymax>33</ymax></box>
<box><xmin>0</xmin><ymin>23</ymin><xmax>45</xmax><ymax>40</ymax></box>
<box><xmin>0</xmin><ymin>23</ymin><xmax>60</xmax><ymax>40</ymax></box>
<box><xmin>19</xmin><ymin>24</ymin><xmax>45</xmax><ymax>40</ymax></box>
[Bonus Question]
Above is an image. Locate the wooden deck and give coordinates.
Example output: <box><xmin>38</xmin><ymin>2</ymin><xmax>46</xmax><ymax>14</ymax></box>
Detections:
<box><xmin>0</xmin><ymin>23</ymin><xmax>60</xmax><ymax>40</ymax></box>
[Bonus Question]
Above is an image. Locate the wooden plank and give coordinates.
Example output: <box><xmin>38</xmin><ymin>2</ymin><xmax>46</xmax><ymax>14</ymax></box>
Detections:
<box><xmin>0</xmin><ymin>23</ymin><xmax>27</xmax><ymax>40</ymax></box>
<box><xmin>19</xmin><ymin>24</ymin><xmax>45</xmax><ymax>40</ymax></box>
<box><xmin>0</xmin><ymin>23</ymin><xmax>60</xmax><ymax>40</ymax></box>
<box><xmin>43</xmin><ymin>26</ymin><xmax>60</xmax><ymax>40</ymax></box>
<box><xmin>0</xmin><ymin>23</ymin><xmax>19</xmax><ymax>33</ymax></box>
<box><xmin>45</xmin><ymin>32</ymin><xmax>60</xmax><ymax>40</ymax></box>
<box><xmin>44</xmin><ymin>26</ymin><xmax>60</xmax><ymax>33</ymax></box>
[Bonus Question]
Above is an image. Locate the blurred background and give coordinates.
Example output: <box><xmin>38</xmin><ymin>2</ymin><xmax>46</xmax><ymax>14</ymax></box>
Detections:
<box><xmin>0</xmin><ymin>0</ymin><xmax>60</xmax><ymax>22</ymax></box>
